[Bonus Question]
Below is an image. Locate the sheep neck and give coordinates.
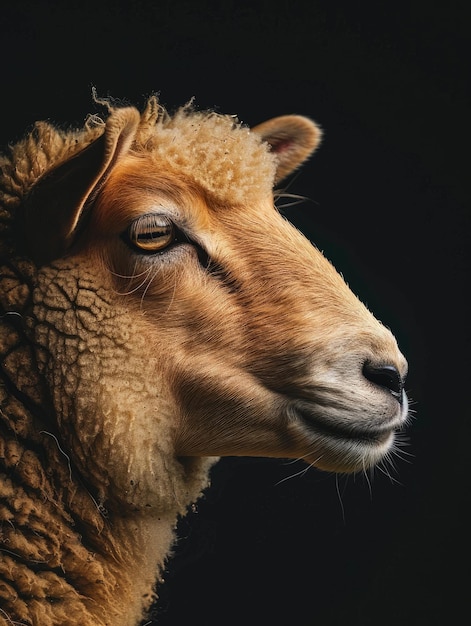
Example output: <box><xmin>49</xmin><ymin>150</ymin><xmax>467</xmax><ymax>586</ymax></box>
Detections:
<box><xmin>0</xmin><ymin>257</ymin><xmax>175</xmax><ymax>625</ymax></box>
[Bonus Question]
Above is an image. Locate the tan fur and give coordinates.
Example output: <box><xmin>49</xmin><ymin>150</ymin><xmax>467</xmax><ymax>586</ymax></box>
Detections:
<box><xmin>0</xmin><ymin>96</ymin><xmax>408</xmax><ymax>625</ymax></box>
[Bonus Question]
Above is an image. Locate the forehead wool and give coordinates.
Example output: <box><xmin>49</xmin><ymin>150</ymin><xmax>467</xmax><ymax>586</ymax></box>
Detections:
<box><xmin>134</xmin><ymin>99</ymin><xmax>277</xmax><ymax>204</ymax></box>
<box><xmin>0</xmin><ymin>97</ymin><xmax>277</xmax><ymax>223</ymax></box>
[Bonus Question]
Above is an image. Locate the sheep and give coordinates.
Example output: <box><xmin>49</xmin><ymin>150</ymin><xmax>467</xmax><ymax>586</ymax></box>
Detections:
<box><xmin>0</xmin><ymin>95</ymin><xmax>409</xmax><ymax>626</ymax></box>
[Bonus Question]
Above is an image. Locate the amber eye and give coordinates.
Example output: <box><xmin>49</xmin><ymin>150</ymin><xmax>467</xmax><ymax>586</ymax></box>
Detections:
<box><xmin>127</xmin><ymin>214</ymin><xmax>175</xmax><ymax>253</ymax></box>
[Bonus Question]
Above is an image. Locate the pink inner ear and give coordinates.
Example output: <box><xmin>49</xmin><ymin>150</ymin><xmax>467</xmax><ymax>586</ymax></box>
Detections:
<box><xmin>270</xmin><ymin>137</ymin><xmax>294</xmax><ymax>154</ymax></box>
<box><xmin>273</xmin><ymin>139</ymin><xmax>293</xmax><ymax>152</ymax></box>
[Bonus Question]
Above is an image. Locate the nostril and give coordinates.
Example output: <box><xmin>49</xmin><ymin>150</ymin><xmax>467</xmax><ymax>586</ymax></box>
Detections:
<box><xmin>362</xmin><ymin>362</ymin><xmax>404</xmax><ymax>402</ymax></box>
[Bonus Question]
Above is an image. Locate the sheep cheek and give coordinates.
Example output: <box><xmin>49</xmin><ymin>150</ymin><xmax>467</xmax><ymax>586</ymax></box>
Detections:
<box><xmin>32</xmin><ymin>260</ymin><xmax>208</xmax><ymax>513</ymax></box>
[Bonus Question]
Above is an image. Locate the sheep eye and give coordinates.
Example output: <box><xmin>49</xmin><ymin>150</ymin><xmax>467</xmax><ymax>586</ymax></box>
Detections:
<box><xmin>127</xmin><ymin>214</ymin><xmax>175</xmax><ymax>253</ymax></box>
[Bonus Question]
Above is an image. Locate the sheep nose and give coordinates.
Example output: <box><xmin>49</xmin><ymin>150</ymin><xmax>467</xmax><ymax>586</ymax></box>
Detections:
<box><xmin>362</xmin><ymin>362</ymin><xmax>404</xmax><ymax>404</ymax></box>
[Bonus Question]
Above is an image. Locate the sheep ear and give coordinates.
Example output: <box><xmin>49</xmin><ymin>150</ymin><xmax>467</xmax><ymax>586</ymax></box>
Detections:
<box><xmin>252</xmin><ymin>115</ymin><xmax>322</xmax><ymax>185</ymax></box>
<box><xmin>21</xmin><ymin>107</ymin><xmax>140</xmax><ymax>265</ymax></box>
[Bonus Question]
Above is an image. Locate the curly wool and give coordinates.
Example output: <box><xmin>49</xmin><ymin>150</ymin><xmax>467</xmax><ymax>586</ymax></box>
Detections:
<box><xmin>0</xmin><ymin>96</ymin><xmax>276</xmax><ymax>222</ymax></box>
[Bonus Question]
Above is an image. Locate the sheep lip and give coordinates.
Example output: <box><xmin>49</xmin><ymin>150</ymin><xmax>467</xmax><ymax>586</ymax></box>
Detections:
<box><xmin>296</xmin><ymin>409</ymin><xmax>393</xmax><ymax>445</ymax></box>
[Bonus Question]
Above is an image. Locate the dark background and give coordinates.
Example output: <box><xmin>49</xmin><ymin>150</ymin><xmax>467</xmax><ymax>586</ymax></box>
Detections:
<box><xmin>1</xmin><ymin>2</ymin><xmax>469</xmax><ymax>625</ymax></box>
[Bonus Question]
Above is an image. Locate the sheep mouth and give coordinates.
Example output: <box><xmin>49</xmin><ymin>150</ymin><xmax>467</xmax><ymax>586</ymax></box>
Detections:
<box><xmin>296</xmin><ymin>409</ymin><xmax>394</xmax><ymax>446</ymax></box>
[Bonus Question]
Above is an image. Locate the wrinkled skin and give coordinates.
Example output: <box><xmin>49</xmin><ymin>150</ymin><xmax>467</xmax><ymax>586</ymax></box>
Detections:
<box><xmin>0</xmin><ymin>98</ymin><xmax>408</xmax><ymax>625</ymax></box>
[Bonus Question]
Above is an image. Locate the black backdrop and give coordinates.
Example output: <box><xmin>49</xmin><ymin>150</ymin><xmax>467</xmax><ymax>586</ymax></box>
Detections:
<box><xmin>1</xmin><ymin>2</ymin><xmax>469</xmax><ymax>625</ymax></box>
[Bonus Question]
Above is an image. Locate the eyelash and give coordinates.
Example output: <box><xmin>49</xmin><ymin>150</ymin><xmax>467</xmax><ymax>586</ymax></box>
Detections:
<box><xmin>121</xmin><ymin>212</ymin><xmax>211</xmax><ymax>270</ymax></box>
<box><xmin>122</xmin><ymin>214</ymin><xmax>184</xmax><ymax>254</ymax></box>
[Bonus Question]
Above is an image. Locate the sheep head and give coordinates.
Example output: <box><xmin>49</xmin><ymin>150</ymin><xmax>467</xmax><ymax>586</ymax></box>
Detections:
<box><xmin>2</xmin><ymin>98</ymin><xmax>408</xmax><ymax>516</ymax></box>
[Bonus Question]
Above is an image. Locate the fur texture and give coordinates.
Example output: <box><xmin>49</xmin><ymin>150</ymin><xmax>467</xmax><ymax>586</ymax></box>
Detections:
<box><xmin>0</xmin><ymin>96</ymin><xmax>408</xmax><ymax>625</ymax></box>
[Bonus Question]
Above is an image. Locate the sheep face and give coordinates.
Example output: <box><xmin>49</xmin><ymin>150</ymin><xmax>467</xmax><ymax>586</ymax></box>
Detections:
<box><xmin>13</xmin><ymin>101</ymin><xmax>408</xmax><ymax>511</ymax></box>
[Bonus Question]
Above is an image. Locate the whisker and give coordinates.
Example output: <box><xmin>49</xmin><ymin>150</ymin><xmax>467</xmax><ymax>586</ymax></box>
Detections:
<box><xmin>282</xmin><ymin>457</ymin><xmax>306</xmax><ymax>466</ymax></box>
<box><xmin>376</xmin><ymin>459</ymin><xmax>401</xmax><ymax>485</ymax></box>
<box><xmin>361</xmin><ymin>459</ymin><xmax>374</xmax><ymax>499</ymax></box>
<box><xmin>105</xmin><ymin>257</ymin><xmax>156</xmax><ymax>296</ymax></box>
<box><xmin>163</xmin><ymin>267</ymin><xmax>179</xmax><ymax>314</ymax></box>
<box><xmin>335</xmin><ymin>474</ymin><xmax>346</xmax><ymax>524</ymax></box>
<box><xmin>275</xmin><ymin>452</ymin><xmax>325</xmax><ymax>485</ymax></box>
<box><xmin>108</xmin><ymin>266</ymin><xmax>152</xmax><ymax>281</ymax></box>
<box><xmin>140</xmin><ymin>265</ymin><xmax>162</xmax><ymax>307</ymax></box>
<box><xmin>275</xmin><ymin>192</ymin><xmax>309</xmax><ymax>210</ymax></box>
<box><xmin>275</xmin><ymin>464</ymin><xmax>311</xmax><ymax>486</ymax></box>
